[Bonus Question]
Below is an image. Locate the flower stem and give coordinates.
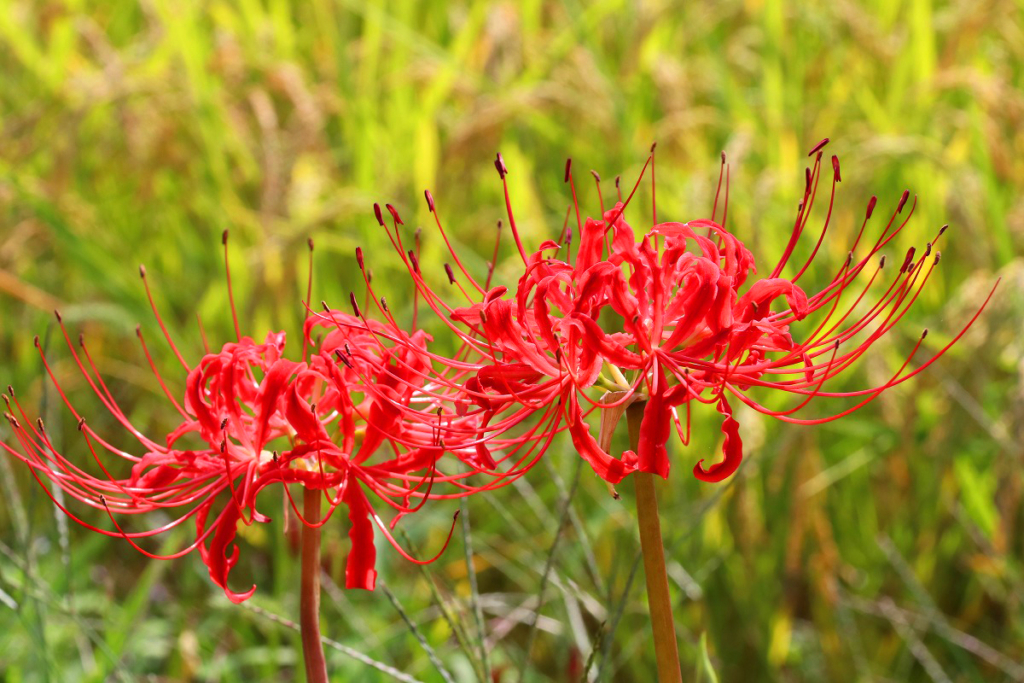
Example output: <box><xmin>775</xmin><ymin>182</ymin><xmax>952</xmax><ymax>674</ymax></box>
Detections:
<box><xmin>626</xmin><ymin>402</ymin><xmax>681</xmax><ymax>683</ymax></box>
<box><xmin>301</xmin><ymin>487</ymin><xmax>329</xmax><ymax>683</ymax></box>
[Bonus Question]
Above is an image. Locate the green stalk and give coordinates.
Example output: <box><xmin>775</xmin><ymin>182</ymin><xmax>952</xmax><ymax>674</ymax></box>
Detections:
<box><xmin>301</xmin><ymin>487</ymin><xmax>329</xmax><ymax>683</ymax></box>
<box><xmin>626</xmin><ymin>402</ymin><xmax>682</xmax><ymax>683</ymax></box>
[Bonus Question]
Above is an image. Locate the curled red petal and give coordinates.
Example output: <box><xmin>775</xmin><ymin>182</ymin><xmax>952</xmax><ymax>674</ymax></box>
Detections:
<box><xmin>693</xmin><ymin>396</ymin><xmax>743</xmax><ymax>483</ymax></box>
<box><xmin>344</xmin><ymin>483</ymin><xmax>378</xmax><ymax>590</ymax></box>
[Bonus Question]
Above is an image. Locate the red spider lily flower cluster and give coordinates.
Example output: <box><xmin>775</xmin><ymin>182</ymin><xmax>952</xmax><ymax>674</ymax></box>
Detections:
<box><xmin>1</xmin><ymin>237</ymin><xmax>520</xmax><ymax>603</ymax></box>
<box><xmin>358</xmin><ymin>140</ymin><xmax>995</xmax><ymax>488</ymax></box>
<box><xmin>2</xmin><ymin>139</ymin><xmax>996</xmax><ymax>604</ymax></box>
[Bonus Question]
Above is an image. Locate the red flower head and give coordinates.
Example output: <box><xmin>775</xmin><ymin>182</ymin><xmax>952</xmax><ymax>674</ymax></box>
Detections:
<box><xmin>369</xmin><ymin>142</ymin><xmax>996</xmax><ymax>486</ymax></box>
<box><xmin>2</xmin><ymin>237</ymin><xmax>466</xmax><ymax>602</ymax></box>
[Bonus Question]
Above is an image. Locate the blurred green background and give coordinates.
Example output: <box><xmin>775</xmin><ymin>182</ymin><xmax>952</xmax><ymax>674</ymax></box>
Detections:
<box><xmin>1</xmin><ymin>0</ymin><xmax>1023</xmax><ymax>681</ymax></box>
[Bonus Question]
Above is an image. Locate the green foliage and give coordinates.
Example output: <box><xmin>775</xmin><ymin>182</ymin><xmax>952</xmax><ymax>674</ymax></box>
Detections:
<box><xmin>1</xmin><ymin>0</ymin><xmax>1022</xmax><ymax>681</ymax></box>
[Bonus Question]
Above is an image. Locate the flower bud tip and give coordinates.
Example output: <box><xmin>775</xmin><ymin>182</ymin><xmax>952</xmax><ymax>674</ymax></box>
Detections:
<box><xmin>373</xmin><ymin>203</ymin><xmax>385</xmax><ymax>227</ymax></box>
<box><xmin>424</xmin><ymin>189</ymin><xmax>435</xmax><ymax>212</ymax></box>
<box><xmin>386</xmin><ymin>203</ymin><xmax>403</xmax><ymax>225</ymax></box>
<box><xmin>808</xmin><ymin>137</ymin><xmax>830</xmax><ymax>156</ymax></box>
<box><xmin>897</xmin><ymin>190</ymin><xmax>910</xmax><ymax>214</ymax></box>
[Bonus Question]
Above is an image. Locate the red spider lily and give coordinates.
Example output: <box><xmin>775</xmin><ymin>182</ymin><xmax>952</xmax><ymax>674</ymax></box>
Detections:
<box><xmin>1</xmin><ymin>238</ymin><xmax>465</xmax><ymax>603</ymax></box>
<box><xmin>364</xmin><ymin>141</ymin><xmax>996</xmax><ymax>486</ymax></box>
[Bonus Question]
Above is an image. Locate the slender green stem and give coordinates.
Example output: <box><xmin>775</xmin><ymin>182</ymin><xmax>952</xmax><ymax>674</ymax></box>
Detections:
<box><xmin>301</xmin><ymin>487</ymin><xmax>329</xmax><ymax>683</ymax></box>
<box><xmin>626</xmin><ymin>402</ymin><xmax>682</xmax><ymax>683</ymax></box>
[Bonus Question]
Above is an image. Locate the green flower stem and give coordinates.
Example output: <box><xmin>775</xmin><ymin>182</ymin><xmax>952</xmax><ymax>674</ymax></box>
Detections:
<box><xmin>301</xmin><ymin>487</ymin><xmax>329</xmax><ymax>683</ymax></box>
<box><xmin>627</xmin><ymin>402</ymin><xmax>682</xmax><ymax>683</ymax></box>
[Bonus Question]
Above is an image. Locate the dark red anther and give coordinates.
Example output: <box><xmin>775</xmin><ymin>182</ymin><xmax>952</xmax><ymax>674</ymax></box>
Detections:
<box><xmin>866</xmin><ymin>195</ymin><xmax>877</xmax><ymax>220</ymax></box>
<box><xmin>808</xmin><ymin>137</ymin><xmax>830</xmax><ymax>157</ymax></box>
<box><xmin>444</xmin><ymin>263</ymin><xmax>456</xmax><ymax>284</ymax></box>
<box><xmin>494</xmin><ymin>153</ymin><xmax>508</xmax><ymax>179</ymax></box>
<box><xmin>590</xmin><ymin>170</ymin><xmax>600</xmax><ymax>181</ymax></box>
<box><xmin>366</xmin><ymin>267</ymin><xmax>373</xmax><ymax>283</ymax></box>
<box><xmin>805</xmin><ymin>167</ymin><xmax>812</xmax><ymax>193</ymax></box>
<box><xmin>135</xmin><ymin>325</ymin><xmax>142</xmax><ymax>338</ymax></box>
<box><xmin>879</xmin><ymin>255</ymin><xmax>886</xmax><ymax>268</ymax></box>
<box><xmin>220</xmin><ymin>418</ymin><xmax>228</xmax><ymax>430</ymax></box>
<box><xmin>308</xmin><ymin>237</ymin><xmax>314</xmax><ymax>251</ymax></box>
<box><xmin>939</xmin><ymin>224</ymin><xmax>948</xmax><ymax>236</ymax></box>
<box><xmin>922</xmin><ymin>329</ymin><xmax>929</xmax><ymax>340</ymax></box>
<box><xmin>77</xmin><ymin>417</ymin><xmax>86</xmax><ymax>431</ymax></box>
<box><xmin>831</xmin><ymin>155</ymin><xmax>841</xmax><ymax>182</ymax></box>
<box><xmin>6</xmin><ymin>385</ymin><xmax>13</xmax><ymax>397</ymax></box>
<box><xmin>564</xmin><ymin>158</ymin><xmax>572</xmax><ymax>183</ymax></box>
<box><xmin>908</xmin><ymin>262</ymin><xmax>917</xmax><ymax>274</ymax></box>
<box><xmin>424</xmin><ymin>189</ymin><xmax>435</xmax><ymax>212</ymax></box>
<box><xmin>408</xmin><ymin>250</ymin><xmax>420</xmax><ymax>273</ymax></box>
<box><xmin>924</xmin><ymin>242</ymin><xmax>932</xmax><ymax>257</ymax></box>
<box><xmin>934</xmin><ymin>251</ymin><xmax>941</xmax><ymax>265</ymax></box>
<box><xmin>373</xmin><ymin>203</ymin><xmax>385</xmax><ymax>227</ymax></box>
<box><xmin>36</xmin><ymin>418</ymin><xmax>45</xmax><ymax>432</ymax></box>
<box><xmin>901</xmin><ymin>247</ymin><xmax>916</xmax><ymax>273</ymax></box>
<box><xmin>721</xmin><ymin>151</ymin><xmax>726</xmax><ymax>164</ymax></box>
<box><xmin>380</xmin><ymin>297</ymin><xmax>389</xmax><ymax>313</ymax></box>
<box><xmin>78</xmin><ymin>333</ymin><xmax>84</xmax><ymax>347</ymax></box>
<box><xmin>386</xmin><ymin>204</ymin><xmax>403</xmax><ymax>225</ymax></box>
<box><xmin>897</xmin><ymin>190</ymin><xmax>910</xmax><ymax>214</ymax></box>
<box><xmin>139</xmin><ymin>264</ymin><xmax>146</xmax><ymax>278</ymax></box>
<box><xmin>33</xmin><ymin>335</ymin><xmax>39</xmax><ymax>348</ymax></box>
<box><xmin>221</xmin><ymin>229</ymin><xmax>229</xmax><ymax>245</ymax></box>
<box><xmin>355</xmin><ymin>247</ymin><xmax>364</xmax><ymax>270</ymax></box>
<box><xmin>349</xmin><ymin>292</ymin><xmax>361</xmax><ymax>317</ymax></box>
<box><xmin>54</xmin><ymin>309</ymin><xmax>62</xmax><ymax>323</ymax></box>
<box><xmin>615</xmin><ymin>175</ymin><xmax>621</xmax><ymax>190</ymax></box>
